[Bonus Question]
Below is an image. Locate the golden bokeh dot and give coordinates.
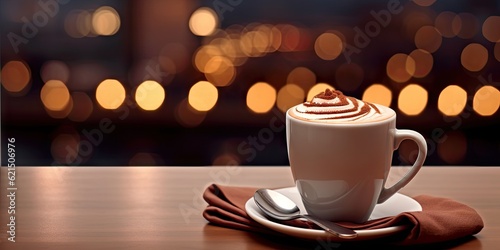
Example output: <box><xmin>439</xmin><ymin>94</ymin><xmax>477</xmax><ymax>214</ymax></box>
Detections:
<box><xmin>482</xmin><ymin>16</ymin><xmax>500</xmax><ymax>42</ymax></box>
<box><xmin>461</xmin><ymin>43</ymin><xmax>488</xmax><ymax>72</ymax></box>
<box><xmin>279</xmin><ymin>24</ymin><xmax>300</xmax><ymax>52</ymax></box>
<box><xmin>287</xmin><ymin>67</ymin><xmax>316</xmax><ymax>90</ymax></box>
<box><xmin>451</xmin><ymin>14</ymin><xmax>462</xmax><ymax>37</ymax></box>
<box><xmin>403</xmin><ymin>11</ymin><xmax>434</xmax><ymax>40</ymax></box>
<box><xmin>188</xmin><ymin>81</ymin><xmax>218</xmax><ymax>111</ymax></box>
<box><xmin>455</xmin><ymin>13</ymin><xmax>478</xmax><ymax>39</ymax></box>
<box><xmin>387</xmin><ymin>53</ymin><xmax>415</xmax><ymax>83</ymax></box>
<box><xmin>189</xmin><ymin>7</ymin><xmax>218</xmax><ymax>36</ymax></box>
<box><xmin>204</xmin><ymin>56</ymin><xmax>236</xmax><ymax>87</ymax></box>
<box><xmin>96</xmin><ymin>79</ymin><xmax>126</xmax><ymax>109</ymax></box>
<box><xmin>438</xmin><ymin>85</ymin><xmax>467</xmax><ymax>116</ymax></box>
<box><xmin>92</xmin><ymin>6</ymin><xmax>120</xmax><ymax>36</ymax></box>
<box><xmin>68</xmin><ymin>92</ymin><xmax>94</xmax><ymax>122</ymax></box>
<box><xmin>238</xmin><ymin>24</ymin><xmax>274</xmax><ymax>56</ymax></box>
<box><xmin>246</xmin><ymin>82</ymin><xmax>277</xmax><ymax>113</ymax></box>
<box><xmin>135</xmin><ymin>80</ymin><xmax>165</xmax><ymax>111</ymax></box>
<box><xmin>435</xmin><ymin>11</ymin><xmax>458</xmax><ymax>38</ymax></box>
<box><xmin>194</xmin><ymin>45</ymin><xmax>222</xmax><ymax>73</ymax></box>
<box><xmin>65</xmin><ymin>10</ymin><xmax>86</xmax><ymax>38</ymax></box>
<box><xmin>1</xmin><ymin>60</ymin><xmax>31</xmax><ymax>93</ymax></box>
<box><xmin>495</xmin><ymin>42</ymin><xmax>500</xmax><ymax>62</ymax></box>
<box><xmin>398</xmin><ymin>84</ymin><xmax>428</xmax><ymax>116</ymax></box>
<box><xmin>414</xmin><ymin>26</ymin><xmax>442</xmax><ymax>53</ymax></box>
<box><xmin>41</xmin><ymin>80</ymin><xmax>71</xmax><ymax>111</ymax></box>
<box><xmin>175</xmin><ymin>98</ymin><xmax>206</xmax><ymax>127</ymax></box>
<box><xmin>437</xmin><ymin>131</ymin><xmax>467</xmax><ymax>164</ymax></box>
<box><xmin>254</xmin><ymin>24</ymin><xmax>274</xmax><ymax>54</ymax></box>
<box><xmin>276</xmin><ymin>84</ymin><xmax>305</xmax><ymax>112</ymax></box>
<box><xmin>314</xmin><ymin>32</ymin><xmax>343</xmax><ymax>60</ymax></box>
<box><xmin>412</xmin><ymin>0</ymin><xmax>436</xmax><ymax>7</ymax></box>
<box><xmin>409</xmin><ymin>49</ymin><xmax>433</xmax><ymax>78</ymax></box>
<box><xmin>65</xmin><ymin>9</ymin><xmax>93</xmax><ymax>38</ymax></box>
<box><xmin>362</xmin><ymin>84</ymin><xmax>392</xmax><ymax>107</ymax></box>
<box><xmin>269</xmin><ymin>25</ymin><xmax>283</xmax><ymax>52</ymax></box>
<box><xmin>307</xmin><ymin>83</ymin><xmax>334</xmax><ymax>101</ymax></box>
<box><xmin>473</xmin><ymin>86</ymin><xmax>500</xmax><ymax>116</ymax></box>
<box><xmin>46</xmin><ymin>95</ymin><xmax>73</xmax><ymax>119</ymax></box>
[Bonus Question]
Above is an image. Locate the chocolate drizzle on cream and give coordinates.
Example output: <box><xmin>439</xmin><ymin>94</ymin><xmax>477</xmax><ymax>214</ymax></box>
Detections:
<box><xmin>294</xmin><ymin>89</ymin><xmax>385</xmax><ymax>122</ymax></box>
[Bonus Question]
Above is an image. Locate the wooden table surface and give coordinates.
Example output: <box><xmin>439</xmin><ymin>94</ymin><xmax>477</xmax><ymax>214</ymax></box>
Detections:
<box><xmin>0</xmin><ymin>166</ymin><xmax>498</xmax><ymax>249</ymax></box>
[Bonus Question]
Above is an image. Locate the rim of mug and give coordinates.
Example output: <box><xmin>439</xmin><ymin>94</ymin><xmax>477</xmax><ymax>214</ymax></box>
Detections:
<box><xmin>286</xmin><ymin>105</ymin><xmax>396</xmax><ymax>127</ymax></box>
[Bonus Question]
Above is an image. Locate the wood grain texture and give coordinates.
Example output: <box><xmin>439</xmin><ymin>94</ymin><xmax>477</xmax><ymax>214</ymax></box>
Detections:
<box><xmin>0</xmin><ymin>166</ymin><xmax>498</xmax><ymax>249</ymax></box>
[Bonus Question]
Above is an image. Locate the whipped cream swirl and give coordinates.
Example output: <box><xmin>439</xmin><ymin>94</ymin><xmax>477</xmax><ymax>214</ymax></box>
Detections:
<box><xmin>293</xmin><ymin>89</ymin><xmax>386</xmax><ymax>122</ymax></box>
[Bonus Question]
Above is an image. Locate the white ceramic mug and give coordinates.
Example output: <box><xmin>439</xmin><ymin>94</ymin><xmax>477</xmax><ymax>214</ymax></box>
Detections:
<box><xmin>286</xmin><ymin>105</ymin><xmax>427</xmax><ymax>223</ymax></box>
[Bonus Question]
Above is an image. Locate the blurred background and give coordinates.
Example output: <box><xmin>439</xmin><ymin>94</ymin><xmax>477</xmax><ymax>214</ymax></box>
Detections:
<box><xmin>1</xmin><ymin>0</ymin><xmax>499</xmax><ymax>166</ymax></box>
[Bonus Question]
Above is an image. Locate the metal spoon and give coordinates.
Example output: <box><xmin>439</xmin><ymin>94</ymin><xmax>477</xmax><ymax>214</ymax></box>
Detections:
<box><xmin>253</xmin><ymin>188</ymin><xmax>358</xmax><ymax>239</ymax></box>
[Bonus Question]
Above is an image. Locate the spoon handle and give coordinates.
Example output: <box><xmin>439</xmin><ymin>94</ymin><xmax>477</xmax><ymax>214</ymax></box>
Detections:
<box><xmin>302</xmin><ymin>215</ymin><xmax>358</xmax><ymax>239</ymax></box>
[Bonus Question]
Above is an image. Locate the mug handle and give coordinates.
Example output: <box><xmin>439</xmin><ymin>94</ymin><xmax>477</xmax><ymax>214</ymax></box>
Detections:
<box><xmin>377</xmin><ymin>129</ymin><xmax>427</xmax><ymax>203</ymax></box>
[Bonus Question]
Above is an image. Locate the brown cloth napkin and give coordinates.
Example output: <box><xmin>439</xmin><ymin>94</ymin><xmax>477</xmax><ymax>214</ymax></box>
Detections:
<box><xmin>202</xmin><ymin>184</ymin><xmax>484</xmax><ymax>245</ymax></box>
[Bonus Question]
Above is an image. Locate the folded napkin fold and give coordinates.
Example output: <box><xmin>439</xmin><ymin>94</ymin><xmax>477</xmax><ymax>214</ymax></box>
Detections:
<box><xmin>202</xmin><ymin>184</ymin><xmax>483</xmax><ymax>246</ymax></box>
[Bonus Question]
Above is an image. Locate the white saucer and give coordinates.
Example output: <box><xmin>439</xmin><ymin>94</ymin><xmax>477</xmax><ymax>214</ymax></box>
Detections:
<box><xmin>245</xmin><ymin>187</ymin><xmax>422</xmax><ymax>241</ymax></box>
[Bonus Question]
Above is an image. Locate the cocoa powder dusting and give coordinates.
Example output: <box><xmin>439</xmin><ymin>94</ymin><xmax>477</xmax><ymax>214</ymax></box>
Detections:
<box><xmin>298</xmin><ymin>88</ymin><xmax>380</xmax><ymax>120</ymax></box>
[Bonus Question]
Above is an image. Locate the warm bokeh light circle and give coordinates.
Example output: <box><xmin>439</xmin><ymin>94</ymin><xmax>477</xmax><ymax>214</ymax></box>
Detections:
<box><xmin>40</xmin><ymin>80</ymin><xmax>71</xmax><ymax>111</ymax></box>
<box><xmin>461</xmin><ymin>43</ymin><xmax>488</xmax><ymax>72</ymax></box>
<box><xmin>435</xmin><ymin>11</ymin><xmax>458</xmax><ymax>38</ymax></box>
<box><xmin>189</xmin><ymin>7</ymin><xmax>218</xmax><ymax>36</ymax></box>
<box><xmin>437</xmin><ymin>85</ymin><xmax>467</xmax><ymax>116</ymax></box>
<box><xmin>92</xmin><ymin>6</ymin><xmax>120</xmax><ymax>36</ymax></box>
<box><xmin>276</xmin><ymin>84</ymin><xmax>304</xmax><ymax>112</ymax></box>
<box><xmin>387</xmin><ymin>54</ymin><xmax>415</xmax><ymax>83</ymax></box>
<box><xmin>1</xmin><ymin>60</ymin><xmax>31</xmax><ymax>93</ymax></box>
<box><xmin>482</xmin><ymin>16</ymin><xmax>500</xmax><ymax>42</ymax></box>
<box><xmin>362</xmin><ymin>84</ymin><xmax>392</xmax><ymax>107</ymax></box>
<box><xmin>96</xmin><ymin>79</ymin><xmax>126</xmax><ymax>109</ymax></box>
<box><xmin>409</xmin><ymin>49</ymin><xmax>433</xmax><ymax>78</ymax></box>
<box><xmin>246</xmin><ymin>82</ymin><xmax>276</xmax><ymax>113</ymax></box>
<box><xmin>398</xmin><ymin>84</ymin><xmax>428</xmax><ymax>116</ymax></box>
<box><xmin>314</xmin><ymin>32</ymin><xmax>343</xmax><ymax>60</ymax></box>
<box><xmin>414</xmin><ymin>26</ymin><xmax>442</xmax><ymax>53</ymax></box>
<box><xmin>204</xmin><ymin>56</ymin><xmax>236</xmax><ymax>87</ymax></box>
<box><xmin>287</xmin><ymin>67</ymin><xmax>316</xmax><ymax>90</ymax></box>
<box><xmin>65</xmin><ymin>9</ymin><xmax>93</xmax><ymax>38</ymax></box>
<box><xmin>473</xmin><ymin>86</ymin><xmax>500</xmax><ymax>116</ymax></box>
<box><xmin>135</xmin><ymin>80</ymin><xmax>165</xmax><ymax>111</ymax></box>
<box><xmin>188</xmin><ymin>81</ymin><xmax>218</xmax><ymax>111</ymax></box>
<box><xmin>455</xmin><ymin>13</ymin><xmax>478</xmax><ymax>39</ymax></box>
